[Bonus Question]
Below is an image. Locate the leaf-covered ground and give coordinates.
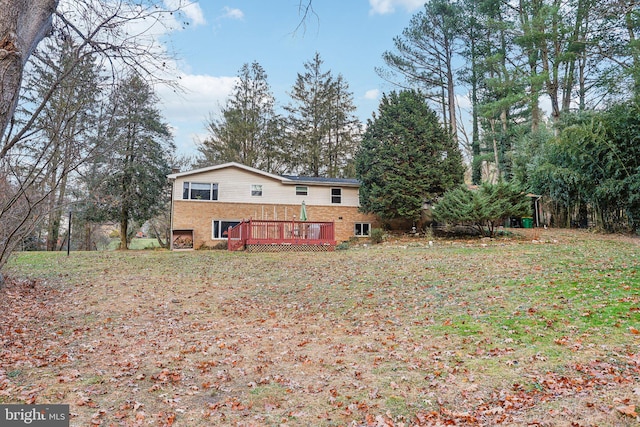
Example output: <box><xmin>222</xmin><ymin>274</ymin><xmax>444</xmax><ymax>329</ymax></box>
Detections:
<box><xmin>1</xmin><ymin>229</ymin><xmax>639</xmax><ymax>426</ymax></box>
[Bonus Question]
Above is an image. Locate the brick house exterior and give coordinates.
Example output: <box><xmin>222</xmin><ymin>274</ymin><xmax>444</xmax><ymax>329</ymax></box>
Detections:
<box><xmin>167</xmin><ymin>162</ymin><xmax>379</xmax><ymax>249</ymax></box>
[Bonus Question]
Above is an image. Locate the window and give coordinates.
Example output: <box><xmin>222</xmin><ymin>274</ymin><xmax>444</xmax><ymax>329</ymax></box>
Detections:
<box><xmin>331</xmin><ymin>188</ymin><xmax>342</xmax><ymax>204</ymax></box>
<box><xmin>355</xmin><ymin>223</ymin><xmax>371</xmax><ymax>237</ymax></box>
<box><xmin>212</xmin><ymin>220</ymin><xmax>241</xmax><ymax>239</ymax></box>
<box><xmin>251</xmin><ymin>184</ymin><xmax>263</xmax><ymax>197</ymax></box>
<box><xmin>183</xmin><ymin>182</ymin><xmax>218</xmax><ymax>200</ymax></box>
<box><xmin>296</xmin><ymin>186</ymin><xmax>308</xmax><ymax>196</ymax></box>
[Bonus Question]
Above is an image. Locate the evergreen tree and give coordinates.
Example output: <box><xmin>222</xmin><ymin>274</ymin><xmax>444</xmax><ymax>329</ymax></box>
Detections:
<box><xmin>285</xmin><ymin>52</ymin><xmax>360</xmax><ymax>177</ymax></box>
<box><xmin>87</xmin><ymin>74</ymin><xmax>174</xmax><ymax>250</ymax></box>
<box><xmin>459</xmin><ymin>0</ymin><xmax>484</xmax><ymax>184</ymax></box>
<box><xmin>326</xmin><ymin>74</ymin><xmax>360</xmax><ymax>178</ymax></box>
<box><xmin>432</xmin><ymin>182</ymin><xmax>531</xmax><ymax>237</ymax></box>
<box><xmin>591</xmin><ymin>0</ymin><xmax>640</xmax><ymax>101</ymax></box>
<box><xmin>380</xmin><ymin>0</ymin><xmax>463</xmax><ymax>145</ymax></box>
<box><xmin>530</xmin><ymin>105</ymin><xmax>640</xmax><ymax>231</ymax></box>
<box><xmin>198</xmin><ymin>62</ymin><xmax>286</xmax><ymax>173</ymax></box>
<box><xmin>475</xmin><ymin>0</ymin><xmax>527</xmax><ymax>181</ymax></box>
<box><xmin>355</xmin><ymin>90</ymin><xmax>464</xmax><ymax>223</ymax></box>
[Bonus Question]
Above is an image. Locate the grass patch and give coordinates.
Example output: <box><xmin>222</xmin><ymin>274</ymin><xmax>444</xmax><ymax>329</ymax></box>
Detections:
<box><xmin>104</xmin><ymin>237</ymin><xmax>162</xmax><ymax>250</ymax></box>
<box><xmin>1</xmin><ymin>229</ymin><xmax>639</xmax><ymax>426</ymax></box>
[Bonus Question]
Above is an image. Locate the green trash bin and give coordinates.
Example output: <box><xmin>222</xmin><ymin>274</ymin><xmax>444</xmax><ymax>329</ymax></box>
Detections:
<box><xmin>522</xmin><ymin>217</ymin><xmax>533</xmax><ymax>228</ymax></box>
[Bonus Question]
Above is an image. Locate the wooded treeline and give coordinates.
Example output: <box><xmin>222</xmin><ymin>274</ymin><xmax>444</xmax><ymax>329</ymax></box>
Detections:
<box><xmin>200</xmin><ymin>0</ymin><xmax>640</xmax><ymax>233</ymax></box>
<box><xmin>378</xmin><ymin>0</ymin><xmax>640</xmax><ymax>232</ymax></box>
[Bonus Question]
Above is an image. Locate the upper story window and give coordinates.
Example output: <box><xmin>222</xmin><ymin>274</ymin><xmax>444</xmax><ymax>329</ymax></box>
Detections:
<box><xmin>182</xmin><ymin>182</ymin><xmax>218</xmax><ymax>201</ymax></box>
<box><xmin>296</xmin><ymin>186</ymin><xmax>308</xmax><ymax>196</ymax></box>
<box><xmin>251</xmin><ymin>184</ymin><xmax>263</xmax><ymax>197</ymax></box>
<box><xmin>331</xmin><ymin>188</ymin><xmax>342</xmax><ymax>204</ymax></box>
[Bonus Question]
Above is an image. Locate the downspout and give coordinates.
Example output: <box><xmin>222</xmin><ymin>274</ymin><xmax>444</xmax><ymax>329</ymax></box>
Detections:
<box><xmin>168</xmin><ymin>177</ymin><xmax>174</xmax><ymax>250</ymax></box>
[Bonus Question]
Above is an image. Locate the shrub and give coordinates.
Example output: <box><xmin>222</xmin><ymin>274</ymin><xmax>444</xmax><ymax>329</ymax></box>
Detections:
<box><xmin>370</xmin><ymin>228</ymin><xmax>385</xmax><ymax>244</ymax></box>
<box><xmin>433</xmin><ymin>182</ymin><xmax>531</xmax><ymax>237</ymax></box>
<box><xmin>335</xmin><ymin>241</ymin><xmax>350</xmax><ymax>250</ymax></box>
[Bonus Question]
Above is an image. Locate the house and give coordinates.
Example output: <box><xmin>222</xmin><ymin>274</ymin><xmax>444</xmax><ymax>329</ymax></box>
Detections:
<box><xmin>167</xmin><ymin>162</ymin><xmax>379</xmax><ymax>250</ymax></box>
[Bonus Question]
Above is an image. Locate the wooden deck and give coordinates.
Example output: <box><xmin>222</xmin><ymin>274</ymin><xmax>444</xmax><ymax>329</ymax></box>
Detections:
<box><xmin>227</xmin><ymin>219</ymin><xmax>336</xmax><ymax>251</ymax></box>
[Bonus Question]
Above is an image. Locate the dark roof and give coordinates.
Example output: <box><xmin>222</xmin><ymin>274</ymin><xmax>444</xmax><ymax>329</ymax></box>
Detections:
<box><xmin>281</xmin><ymin>175</ymin><xmax>360</xmax><ymax>186</ymax></box>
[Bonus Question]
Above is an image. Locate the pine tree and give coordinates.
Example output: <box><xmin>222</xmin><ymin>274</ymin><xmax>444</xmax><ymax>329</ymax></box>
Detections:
<box><xmin>285</xmin><ymin>52</ymin><xmax>360</xmax><ymax>177</ymax></box>
<box><xmin>89</xmin><ymin>74</ymin><xmax>174</xmax><ymax>250</ymax></box>
<box><xmin>380</xmin><ymin>0</ymin><xmax>463</xmax><ymax>145</ymax></box>
<box><xmin>198</xmin><ymin>62</ymin><xmax>286</xmax><ymax>173</ymax></box>
<box><xmin>432</xmin><ymin>182</ymin><xmax>530</xmax><ymax>237</ymax></box>
<box><xmin>356</xmin><ymin>90</ymin><xmax>464</xmax><ymax>223</ymax></box>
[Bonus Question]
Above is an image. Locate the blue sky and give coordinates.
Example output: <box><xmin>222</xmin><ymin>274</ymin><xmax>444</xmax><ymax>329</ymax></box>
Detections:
<box><xmin>156</xmin><ymin>0</ymin><xmax>425</xmax><ymax>157</ymax></box>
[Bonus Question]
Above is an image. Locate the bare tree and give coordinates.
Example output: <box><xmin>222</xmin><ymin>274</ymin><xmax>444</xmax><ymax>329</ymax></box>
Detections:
<box><xmin>0</xmin><ymin>0</ymin><xmax>59</xmax><ymax>140</ymax></box>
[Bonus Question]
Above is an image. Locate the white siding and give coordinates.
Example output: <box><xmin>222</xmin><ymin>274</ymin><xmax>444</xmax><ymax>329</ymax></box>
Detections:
<box><xmin>172</xmin><ymin>166</ymin><xmax>360</xmax><ymax>207</ymax></box>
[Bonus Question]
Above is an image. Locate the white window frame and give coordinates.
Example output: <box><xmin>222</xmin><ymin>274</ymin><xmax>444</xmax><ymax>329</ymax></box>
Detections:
<box><xmin>296</xmin><ymin>186</ymin><xmax>308</xmax><ymax>196</ymax></box>
<box><xmin>212</xmin><ymin>219</ymin><xmax>241</xmax><ymax>239</ymax></box>
<box><xmin>331</xmin><ymin>188</ymin><xmax>342</xmax><ymax>204</ymax></box>
<box><xmin>354</xmin><ymin>223</ymin><xmax>371</xmax><ymax>237</ymax></box>
<box><xmin>251</xmin><ymin>184</ymin><xmax>263</xmax><ymax>197</ymax></box>
<box><xmin>182</xmin><ymin>182</ymin><xmax>218</xmax><ymax>201</ymax></box>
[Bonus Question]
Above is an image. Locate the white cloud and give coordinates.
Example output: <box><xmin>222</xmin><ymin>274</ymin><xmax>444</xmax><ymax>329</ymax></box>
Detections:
<box><xmin>181</xmin><ymin>3</ymin><xmax>206</xmax><ymax>26</ymax></box>
<box><xmin>158</xmin><ymin>74</ymin><xmax>237</xmax><ymax>121</ymax></box>
<box><xmin>364</xmin><ymin>89</ymin><xmax>380</xmax><ymax>100</ymax></box>
<box><xmin>221</xmin><ymin>6</ymin><xmax>245</xmax><ymax>20</ymax></box>
<box><xmin>369</xmin><ymin>0</ymin><xmax>423</xmax><ymax>15</ymax></box>
<box><xmin>163</xmin><ymin>0</ymin><xmax>206</xmax><ymax>26</ymax></box>
<box><xmin>157</xmin><ymin>74</ymin><xmax>238</xmax><ymax>154</ymax></box>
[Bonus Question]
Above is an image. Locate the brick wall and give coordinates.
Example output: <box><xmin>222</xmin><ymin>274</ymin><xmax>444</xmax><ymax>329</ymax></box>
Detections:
<box><xmin>172</xmin><ymin>201</ymin><xmax>379</xmax><ymax>248</ymax></box>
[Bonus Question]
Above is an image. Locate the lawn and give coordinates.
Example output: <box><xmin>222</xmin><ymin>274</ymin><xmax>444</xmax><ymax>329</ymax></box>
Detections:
<box><xmin>1</xmin><ymin>229</ymin><xmax>638</xmax><ymax>426</ymax></box>
<box><xmin>102</xmin><ymin>238</ymin><xmax>162</xmax><ymax>251</ymax></box>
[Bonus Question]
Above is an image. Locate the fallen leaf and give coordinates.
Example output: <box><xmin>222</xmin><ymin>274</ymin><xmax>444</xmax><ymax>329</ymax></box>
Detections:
<box><xmin>483</xmin><ymin>406</ymin><xmax>504</xmax><ymax>415</ymax></box>
<box><xmin>616</xmin><ymin>404</ymin><xmax>637</xmax><ymax>417</ymax></box>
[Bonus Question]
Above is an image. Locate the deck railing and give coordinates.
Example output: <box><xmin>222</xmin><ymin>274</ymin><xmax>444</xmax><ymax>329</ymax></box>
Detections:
<box><xmin>227</xmin><ymin>219</ymin><xmax>335</xmax><ymax>251</ymax></box>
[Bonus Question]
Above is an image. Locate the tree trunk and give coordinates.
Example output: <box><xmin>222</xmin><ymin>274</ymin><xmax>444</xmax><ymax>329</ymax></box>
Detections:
<box><xmin>470</xmin><ymin>35</ymin><xmax>481</xmax><ymax>185</ymax></box>
<box><xmin>489</xmin><ymin>118</ymin><xmax>501</xmax><ymax>181</ymax></box>
<box><xmin>120</xmin><ymin>208</ymin><xmax>129</xmax><ymax>250</ymax></box>
<box><xmin>0</xmin><ymin>0</ymin><xmax>58</xmax><ymax>141</ymax></box>
<box><xmin>446</xmin><ymin>62</ymin><xmax>458</xmax><ymax>145</ymax></box>
<box><xmin>84</xmin><ymin>223</ymin><xmax>92</xmax><ymax>251</ymax></box>
<box><xmin>518</xmin><ymin>0</ymin><xmax>541</xmax><ymax>132</ymax></box>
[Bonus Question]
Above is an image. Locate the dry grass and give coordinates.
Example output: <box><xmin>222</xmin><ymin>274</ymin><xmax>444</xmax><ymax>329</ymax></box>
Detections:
<box><xmin>1</xmin><ymin>229</ymin><xmax>639</xmax><ymax>426</ymax></box>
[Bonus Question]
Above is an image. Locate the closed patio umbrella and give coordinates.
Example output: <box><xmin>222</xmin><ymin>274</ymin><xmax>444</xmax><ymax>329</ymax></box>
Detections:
<box><xmin>300</xmin><ymin>201</ymin><xmax>308</xmax><ymax>221</ymax></box>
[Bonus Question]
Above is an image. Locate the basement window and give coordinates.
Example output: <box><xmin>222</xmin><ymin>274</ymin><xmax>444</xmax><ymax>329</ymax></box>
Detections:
<box><xmin>212</xmin><ymin>219</ymin><xmax>241</xmax><ymax>239</ymax></box>
<box><xmin>354</xmin><ymin>223</ymin><xmax>371</xmax><ymax>237</ymax></box>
